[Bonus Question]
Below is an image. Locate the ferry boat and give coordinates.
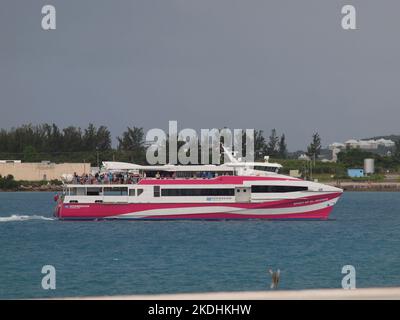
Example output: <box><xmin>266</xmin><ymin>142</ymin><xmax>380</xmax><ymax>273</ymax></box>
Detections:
<box><xmin>54</xmin><ymin>149</ymin><xmax>343</xmax><ymax>220</ymax></box>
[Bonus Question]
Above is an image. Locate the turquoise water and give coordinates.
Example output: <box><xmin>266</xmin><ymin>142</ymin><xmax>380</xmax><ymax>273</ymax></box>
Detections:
<box><xmin>0</xmin><ymin>192</ymin><xmax>399</xmax><ymax>298</ymax></box>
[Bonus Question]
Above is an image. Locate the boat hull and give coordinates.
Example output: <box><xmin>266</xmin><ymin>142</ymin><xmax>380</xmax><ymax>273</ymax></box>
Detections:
<box><xmin>55</xmin><ymin>192</ymin><xmax>341</xmax><ymax>220</ymax></box>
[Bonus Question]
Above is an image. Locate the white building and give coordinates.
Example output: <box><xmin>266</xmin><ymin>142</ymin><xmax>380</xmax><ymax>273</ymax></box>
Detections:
<box><xmin>298</xmin><ymin>154</ymin><xmax>310</xmax><ymax>161</ymax></box>
<box><xmin>376</xmin><ymin>138</ymin><xmax>395</xmax><ymax>147</ymax></box>
<box><xmin>329</xmin><ymin>138</ymin><xmax>395</xmax><ymax>151</ymax></box>
<box><xmin>327</xmin><ymin>138</ymin><xmax>396</xmax><ymax>162</ymax></box>
<box><xmin>328</xmin><ymin>142</ymin><xmax>345</xmax><ymax>150</ymax></box>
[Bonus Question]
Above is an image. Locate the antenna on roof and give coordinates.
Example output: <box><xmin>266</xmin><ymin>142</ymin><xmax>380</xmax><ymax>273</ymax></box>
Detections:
<box><xmin>221</xmin><ymin>143</ymin><xmax>239</xmax><ymax>163</ymax></box>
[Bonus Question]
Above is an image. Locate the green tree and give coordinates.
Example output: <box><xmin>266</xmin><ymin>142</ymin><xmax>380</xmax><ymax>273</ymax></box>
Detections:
<box><xmin>23</xmin><ymin>145</ymin><xmax>38</xmax><ymax>162</ymax></box>
<box><xmin>46</xmin><ymin>124</ymin><xmax>63</xmax><ymax>153</ymax></box>
<box><xmin>267</xmin><ymin>129</ymin><xmax>279</xmax><ymax>157</ymax></box>
<box><xmin>278</xmin><ymin>134</ymin><xmax>287</xmax><ymax>159</ymax></box>
<box><xmin>0</xmin><ymin>174</ymin><xmax>19</xmax><ymax>190</ymax></box>
<box><xmin>96</xmin><ymin>126</ymin><xmax>112</xmax><ymax>151</ymax></box>
<box><xmin>83</xmin><ymin>123</ymin><xmax>98</xmax><ymax>150</ymax></box>
<box><xmin>62</xmin><ymin>126</ymin><xmax>83</xmax><ymax>152</ymax></box>
<box><xmin>394</xmin><ymin>139</ymin><xmax>400</xmax><ymax>161</ymax></box>
<box><xmin>117</xmin><ymin>126</ymin><xmax>146</xmax><ymax>163</ymax></box>
<box><xmin>337</xmin><ymin>148</ymin><xmax>374</xmax><ymax>167</ymax></box>
<box><xmin>307</xmin><ymin>132</ymin><xmax>321</xmax><ymax>159</ymax></box>
<box><xmin>254</xmin><ymin>130</ymin><xmax>267</xmax><ymax>160</ymax></box>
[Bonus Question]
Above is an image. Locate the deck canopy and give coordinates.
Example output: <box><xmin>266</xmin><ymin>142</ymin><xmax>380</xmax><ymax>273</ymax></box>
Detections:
<box><xmin>101</xmin><ymin>160</ymin><xmax>282</xmax><ymax>176</ymax></box>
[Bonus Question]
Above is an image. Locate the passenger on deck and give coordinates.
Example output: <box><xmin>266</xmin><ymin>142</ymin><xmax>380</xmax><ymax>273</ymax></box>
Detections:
<box><xmin>73</xmin><ymin>172</ymin><xmax>78</xmax><ymax>184</ymax></box>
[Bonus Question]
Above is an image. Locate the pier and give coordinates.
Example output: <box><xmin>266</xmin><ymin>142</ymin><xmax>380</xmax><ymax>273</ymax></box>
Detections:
<box><xmin>327</xmin><ymin>182</ymin><xmax>400</xmax><ymax>192</ymax></box>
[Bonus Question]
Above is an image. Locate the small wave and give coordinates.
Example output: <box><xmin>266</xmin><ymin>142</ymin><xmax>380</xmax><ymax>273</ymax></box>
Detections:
<box><xmin>0</xmin><ymin>215</ymin><xmax>54</xmax><ymax>222</ymax></box>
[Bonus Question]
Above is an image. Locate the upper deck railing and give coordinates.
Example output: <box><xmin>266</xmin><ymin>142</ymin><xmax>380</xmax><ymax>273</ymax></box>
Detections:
<box><xmin>68</xmin><ymin>172</ymin><xmax>235</xmax><ymax>185</ymax></box>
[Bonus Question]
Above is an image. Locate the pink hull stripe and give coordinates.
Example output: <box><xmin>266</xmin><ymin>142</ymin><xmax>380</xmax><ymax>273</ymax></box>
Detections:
<box><xmin>57</xmin><ymin>192</ymin><xmax>341</xmax><ymax>220</ymax></box>
<box><xmin>144</xmin><ymin>206</ymin><xmax>334</xmax><ymax>220</ymax></box>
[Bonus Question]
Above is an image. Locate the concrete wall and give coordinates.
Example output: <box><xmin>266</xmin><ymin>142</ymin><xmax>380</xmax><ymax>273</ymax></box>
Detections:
<box><xmin>0</xmin><ymin>162</ymin><xmax>90</xmax><ymax>181</ymax></box>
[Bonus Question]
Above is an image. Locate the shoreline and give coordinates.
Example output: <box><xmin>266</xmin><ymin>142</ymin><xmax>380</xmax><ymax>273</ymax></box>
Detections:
<box><xmin>54</xmin><ymin>287</ymin><xmax>400</xmax><ymax>300</ymax></box>
<box><xmin>0</xmin><ymin>186</ymin><xmax>62</xmax><ymax>192</ymax></box>
<box><xmin>326</xmin><ymin>181</ymin><xmax>400</xmax><ymax>192</ymax></box>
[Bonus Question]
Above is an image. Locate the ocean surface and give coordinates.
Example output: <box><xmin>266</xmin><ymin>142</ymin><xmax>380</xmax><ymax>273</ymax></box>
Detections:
<box><xmin>0</xmin><ymin>191</ymin><xmax>399</xmax><ymax>299</ymax></box>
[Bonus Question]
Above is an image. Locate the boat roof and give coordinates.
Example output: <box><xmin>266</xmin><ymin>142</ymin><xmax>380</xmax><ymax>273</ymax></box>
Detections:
<box><xmin>101</xmin><ymin>161</ymin><xmax>282</xmax><ymax>172</ymax></box>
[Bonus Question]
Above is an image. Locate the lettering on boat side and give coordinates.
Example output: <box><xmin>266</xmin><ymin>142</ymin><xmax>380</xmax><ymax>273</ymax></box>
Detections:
<box><xmin>292</xmin><ymin>198</ymin><xmax>329</xmax><ymax>206</ymax></box>
<box><xmin>64</xmin><ymin>205</ymin><xmax>90</xmax><ymax>209</ymax></box>
<box><xmin>206</xmin><ymin>197</ymin><xmax>232</xmax><ymax>201</ymax></box>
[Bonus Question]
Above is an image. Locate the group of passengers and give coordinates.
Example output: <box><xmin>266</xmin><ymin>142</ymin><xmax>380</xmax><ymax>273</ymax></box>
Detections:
<box><xmin>72</xmin><ymin>170</ymin><xmax>223</xmax><ymax>184</ymax></box>
<box><xmin>72</xmin><ymin>172</ymin><xmax>140</xmax><ymax>185</ymax></box>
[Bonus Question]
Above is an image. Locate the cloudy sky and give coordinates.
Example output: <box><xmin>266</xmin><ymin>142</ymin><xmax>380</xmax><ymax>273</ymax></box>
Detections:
<box><xmin>1</xmin><ymin>0</ymin><xmax>399</xmax><ymax>150</ymax></box>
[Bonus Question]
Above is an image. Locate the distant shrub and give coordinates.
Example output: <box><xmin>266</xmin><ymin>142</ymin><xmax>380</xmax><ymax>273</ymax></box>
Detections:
<box><xmin>0</xmin><ymin>174</ymin><xmax>19</xmax><ymax>190</ymax></box>
<box><xmin>50</xmin><ymin>179</ymin><xmax>63</xmax><ymax>186</ymax></box>
<box><xmin>351</xmin><ymin>174</ymin><xmax>385</xmax><ymax>182</ymax></box>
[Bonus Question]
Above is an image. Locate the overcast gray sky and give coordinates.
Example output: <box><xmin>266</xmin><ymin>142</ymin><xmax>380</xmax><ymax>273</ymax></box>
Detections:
<box><xmin>1</xmin><ymin>0</ymin><xmax>399</xmax><ymax>150</ymax></box>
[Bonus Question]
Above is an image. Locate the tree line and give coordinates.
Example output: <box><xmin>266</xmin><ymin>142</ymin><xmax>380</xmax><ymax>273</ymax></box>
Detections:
<box><xmin>0</xmin><ymin>123</ymin><xmax>146</xmax><ymax>164</ymax></box>
<box><xmin>0</xmin><ymin>123</ymin><xmax>325</xmax><ymax>165</ymax></box>
<box><xmin>2</xmin><ymin>123</ymin><xmax>399</xmax><ymax>178</ymax></box>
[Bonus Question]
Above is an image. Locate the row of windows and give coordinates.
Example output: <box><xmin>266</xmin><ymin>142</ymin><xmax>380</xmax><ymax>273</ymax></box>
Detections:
<box><xmin>161</xmin><ymin>188</ymin><xmax>235</xmax><ymax>197</ymax></box>
<box><xmin>251</xmin><ymin>185</ymin><xmax>308</xmax><ymax>193</ymax></box>
<box><xmin>160</xmin><ymin>186</ymin><xmax>307</xmax><ymax>196</ymax></box>
<box><xmin>69</xmin><ymin>187</ymin><xmax>143</xmax><ymax>196</ymax></box>
<box><xmin>69</xmin><ymin>185</ymin><xmax>308</xmax><ymax>197</ymax></box>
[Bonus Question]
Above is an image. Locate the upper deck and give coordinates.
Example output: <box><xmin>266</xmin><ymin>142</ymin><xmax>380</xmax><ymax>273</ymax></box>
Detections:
<box><xmin>63</xmin><ymin>158</ymin><xmax>285</xmax><ymax>187</ymax></box>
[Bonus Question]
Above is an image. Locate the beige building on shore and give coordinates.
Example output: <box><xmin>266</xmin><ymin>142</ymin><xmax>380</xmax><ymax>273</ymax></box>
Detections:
<box><xmin>0</xmin><ymin>161</ymin><xmax>90</xmax><ymax>181</ymax></box>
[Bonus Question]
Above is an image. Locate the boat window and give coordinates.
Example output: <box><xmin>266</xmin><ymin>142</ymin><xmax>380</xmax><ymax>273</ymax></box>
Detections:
<box><xmin>69</xmin><ymin>187</ymin><xmax>85</xmax><ymax>196</ymax></box>
<box><xmin>251</xmin><ymin>185</ymin><xmax>308</xmax><ymax>193</ymax></box>
<box><xmin>154</xmin><ymin>186</ymin><xmax>160</xmax><ymax>197</ymax></box>
<box><xmin>161</xmin><ymin>188</ymin><xmax>235</xmax><ymax>197</ymax></box>
<box><xmin>104</xmin><ymin>187</ymin><xmax>128</xmax><ymax>196</ymax></box>
<box><xmin>87</xmin><ymin>187</ymin><xmax>102</xmax><ymax>196</ymax></box>
<box><xmin>254</xmin><ymin>166</ymin><xmax>279</xmax><ymax>173</ymax></box>
<box><xmin>137</xmin><ymin>189</ymin><xmax>144</xmax><ymax>196</ymax></box>
<box><xmin>129</xmin><ymin>189</ymin><xmax>136</xmax><ymax>196</ymax></box>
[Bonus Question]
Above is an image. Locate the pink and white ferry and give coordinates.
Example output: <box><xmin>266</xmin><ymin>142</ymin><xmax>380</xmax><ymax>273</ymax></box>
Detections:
<box><xmin>54</xmin><ymin>152</ymin><xmax>342</xmax><ymax>220</ymax></box>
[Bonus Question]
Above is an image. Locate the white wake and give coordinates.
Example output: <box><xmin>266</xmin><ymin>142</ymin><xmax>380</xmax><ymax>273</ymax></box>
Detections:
<box><xmin>0</xmin><ymin>214</ymin><xmax>54</xmax><ymax>222</ymax></box>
